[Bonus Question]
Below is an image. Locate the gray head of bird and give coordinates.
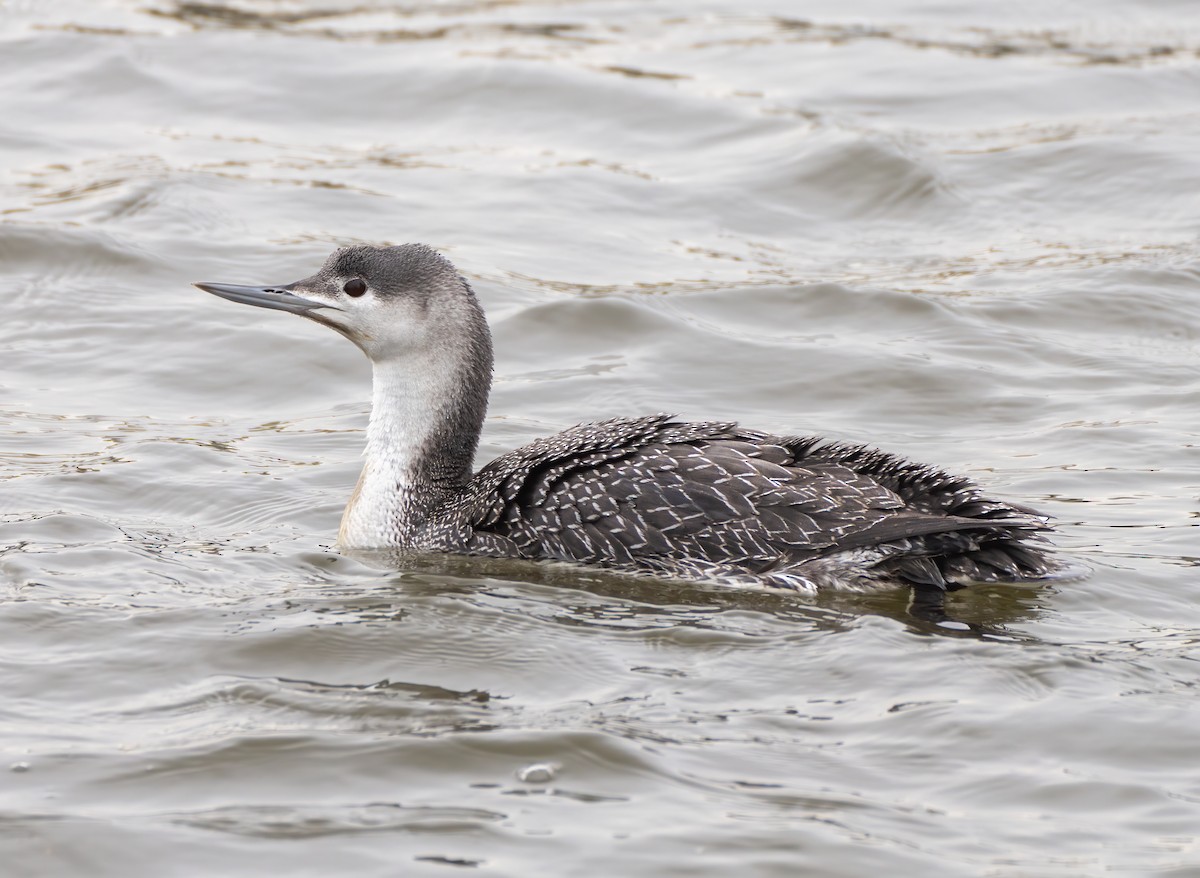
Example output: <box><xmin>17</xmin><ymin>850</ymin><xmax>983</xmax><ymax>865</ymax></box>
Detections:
<box><xmin>195</xmin><ymin>243</ymin><xmax>490</xmax><ymax>366</ymax></box>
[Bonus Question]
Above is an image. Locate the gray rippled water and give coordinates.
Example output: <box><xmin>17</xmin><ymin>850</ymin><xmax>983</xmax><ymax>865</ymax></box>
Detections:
<box><xmin>2</xmin><ymin>1</ymin><xmax>1198</xmax><ymax>876</ymax></box>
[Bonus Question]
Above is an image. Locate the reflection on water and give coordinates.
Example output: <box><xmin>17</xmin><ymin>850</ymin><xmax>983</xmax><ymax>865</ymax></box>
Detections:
<box><xmin>341</xmin><ymin>546</ymin><xmax>1051</xmax><ymax>637</ymax></box>
<box><xmin>2</xmin><ymin>0</ymin><xmax>1199</xmax><ymax>875</ymax></box>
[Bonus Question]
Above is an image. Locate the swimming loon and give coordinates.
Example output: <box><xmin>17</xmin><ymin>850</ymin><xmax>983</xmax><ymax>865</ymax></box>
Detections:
<box><xmin>196</xmin><ymin>243</ymin><xmax>1060</xmax><ymax>594</ymax></box>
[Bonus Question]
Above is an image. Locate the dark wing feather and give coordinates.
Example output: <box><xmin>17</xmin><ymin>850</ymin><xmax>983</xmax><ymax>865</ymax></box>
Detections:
<box><xmin>446</xmin><ymin>414</ymin><xmax>1056</xmax><ymax>586</ymax></box>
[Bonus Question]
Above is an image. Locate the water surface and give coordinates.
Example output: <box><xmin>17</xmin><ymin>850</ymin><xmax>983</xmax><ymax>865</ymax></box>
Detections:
<box><xmin>2</xmin><ymin>1</ymin><xmax>1198</xmax><ymax>875</ymax></box>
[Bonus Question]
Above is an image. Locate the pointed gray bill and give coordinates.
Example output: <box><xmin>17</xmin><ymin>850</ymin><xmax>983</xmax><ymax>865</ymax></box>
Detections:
<box><xmin>194</xmin><ymin>282</ymin><xmax>338</xmax><ymax>314</ymax></box>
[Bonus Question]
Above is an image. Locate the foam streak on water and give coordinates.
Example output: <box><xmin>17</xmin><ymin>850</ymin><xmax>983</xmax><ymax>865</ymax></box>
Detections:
<box><xmin>1</xmin><ymin>1</ymin><xmax>1198</xmax><ymax>875</ymax></box>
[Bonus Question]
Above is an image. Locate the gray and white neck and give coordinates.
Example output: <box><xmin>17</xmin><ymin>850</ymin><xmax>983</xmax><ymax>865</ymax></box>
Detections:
<box><xmin>338</xmin><ymin>329</ymin><xmax>493</xmax><ymax>549</ymax></box>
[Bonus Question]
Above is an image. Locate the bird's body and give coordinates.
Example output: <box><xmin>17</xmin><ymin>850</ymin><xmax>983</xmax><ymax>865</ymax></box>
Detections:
<box><xmin>197</xmin><ymin>243</ymin><xmax>1061</xmax><ymax>595</ymax></box>
<box><xmin>379</xmin><ymin>413</ymin><xmax>1053</xmax><ymax>593</ymax></box>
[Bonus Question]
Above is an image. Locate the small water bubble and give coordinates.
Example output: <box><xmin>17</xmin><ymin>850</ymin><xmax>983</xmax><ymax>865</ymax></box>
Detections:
<box><xmin>516</xmin><ymin>762</ymin><xmax>559</xmax><ymax>784</ymax></box>
<box><xmin>10</xmin><ymin>762</ymin><xmax>31</xmax><ymax>773</ymax></box>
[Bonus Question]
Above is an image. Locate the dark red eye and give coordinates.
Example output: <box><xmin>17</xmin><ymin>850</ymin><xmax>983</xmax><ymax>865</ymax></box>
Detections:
<box><xmin>343</xmin><ymin>278</ymin><xmax>367</xmax><ymax>297</ymax></box>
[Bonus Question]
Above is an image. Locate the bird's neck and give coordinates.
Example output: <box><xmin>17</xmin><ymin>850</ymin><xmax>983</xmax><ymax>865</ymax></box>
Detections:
<box><xmin>338</xmin><ymin>336</ymin><xmax>492</xmax><ymax>549</ymax></box>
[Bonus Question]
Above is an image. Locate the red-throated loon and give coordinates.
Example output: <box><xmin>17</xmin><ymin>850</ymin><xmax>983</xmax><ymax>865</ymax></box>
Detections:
<box><xmin>196</xmin><ymin>243</ymin><xmax>1061</xmax><ymax>595</ymax></box>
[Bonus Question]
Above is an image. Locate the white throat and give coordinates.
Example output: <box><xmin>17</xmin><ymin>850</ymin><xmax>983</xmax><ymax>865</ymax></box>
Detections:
<box><xmin>337</xmin><ymin>350</ymin><xmax>464</xmax><ymax>548</ymax></box>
